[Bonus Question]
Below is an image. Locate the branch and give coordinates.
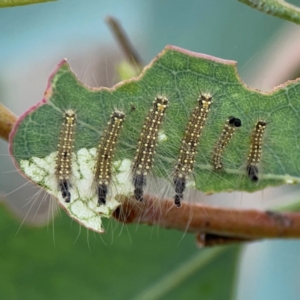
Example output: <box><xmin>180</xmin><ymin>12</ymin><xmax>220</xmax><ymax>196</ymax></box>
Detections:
<box><xmin>239</xmin><ymin>0</ymin><xmax>300</xmax><ymax>25</ymax></box>
<box><xmin>5</xmin><ymin>103</ymin><xmax>300</xmax><ymax>245</ymax></box>
<box><xmin>105</xmin><ymin>16</ymin><xmax>143</xmax><ymax>71</ymax></box>
<box><xmin>0</xmin><ymin>104</ymin><xmax>17</xmax><ymax>142</ymax></box>
<box><xmin>113</xmin><ymin>195</ymin><xmax>300</xmax><ymax>244</ymax></box>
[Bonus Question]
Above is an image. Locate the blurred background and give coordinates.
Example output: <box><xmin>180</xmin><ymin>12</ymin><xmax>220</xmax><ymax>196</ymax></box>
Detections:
<box><xmin>1</xmin><ymin>0</ymin><xmax>300</xmax><ymax>299</ymax></box>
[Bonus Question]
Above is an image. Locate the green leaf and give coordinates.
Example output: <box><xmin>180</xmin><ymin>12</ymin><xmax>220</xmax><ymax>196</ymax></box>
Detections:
<box><xmin>0</xmin><ymin>0</ymin><xmax>56</xmax><ymax>7</ymax></box>
<box><xmin>133</xmin><ymin>245</ymin><xmax>239</xmax><ymax>300</ymax></box>
<box><xmin>0</xmin><ymin>204</ymin><xmax>240</xmax><ymax>300</ymax></box>
<box><xmin>10</xmin><ymin>45</ymin><xmax>300</xmax><ymax>232</ymax></box>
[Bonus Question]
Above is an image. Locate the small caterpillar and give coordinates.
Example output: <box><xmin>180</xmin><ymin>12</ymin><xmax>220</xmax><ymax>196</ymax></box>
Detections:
<box><xmin>246</xmin><ymin>120</ymin><xmax>267</xmax><ymax>182</ymax></box>
<box><xmin>55</xmin><ymin>109</ymin><xmax>76</xmax><ymax>203</ymax></box>
<box><xmin>94</xmin><ymin>111</ymin><xmax>125</xmax><ymax>205</ymax></box>
<box><xmin>212</xmin><ymin>116</ymin><xmax>241</xmax><ymax>170</ymax></box>
<box><xmin>132</xmin><ymin>96</ymin><xmax>168</xmax><ymax>201</ymax></box>
<box><xmin>173</xmin><ymin>93</ymin><xmax>213</xmax><ymax>207</ymax></box>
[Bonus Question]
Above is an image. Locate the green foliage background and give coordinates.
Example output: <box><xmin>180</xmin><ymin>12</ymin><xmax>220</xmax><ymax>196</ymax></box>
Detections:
<box><xmin>0</xmin><ymin>205</ymin><xmax>239</xmax><ymax>299</ymax></box>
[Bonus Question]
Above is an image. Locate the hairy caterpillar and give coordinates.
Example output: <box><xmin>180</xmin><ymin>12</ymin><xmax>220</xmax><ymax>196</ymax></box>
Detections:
<box><xmin>94</xmin><ymin>110</ymin><xmax>125</xmax><ymax>205</ymax></box>
<box><xmin>132</xmin><ymin>96</ymin><xmax>168</xmax><ymax>201</ymax></box>
<box><xmin>246</xmin><ymin>120</ymin><xmax>267</xmax><ymax>182</ymax></box>
<box><xmin>55</xmin><ymin>109</ymin><xmax>76</xmax><ymax>203</ymax></box>
<box><xmin>212</xmin><ymin>116</ymin><xmax>242</xmax><ymax>170</ymax></box>
<box><xmin>173</xmin><ymin>93</ymin><xmax>212</xmax><ymax>207</ymax></box>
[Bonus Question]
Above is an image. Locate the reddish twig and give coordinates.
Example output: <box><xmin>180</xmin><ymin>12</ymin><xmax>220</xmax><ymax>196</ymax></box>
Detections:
<box><xmin>3</xmin><ymin>101</ymin><xmax>300</xmax><ymax>245</ymax></box>
<box><xmin>113</xmin><ymin>195</ymin><xmax>300</xmax><ymax>243</ymax></box>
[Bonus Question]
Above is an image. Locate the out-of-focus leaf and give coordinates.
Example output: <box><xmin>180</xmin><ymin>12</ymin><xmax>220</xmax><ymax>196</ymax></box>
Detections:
<box><xmin>0</xmin><ymin>204</ymin><xmax>240</xmax><ymax>300</ymax></box>
<box><xmin>239</xmin><ymin>0</ymin><xmax>300</xmax><ymax>25</ymax></box>
<box><xmin>0</xmin><ymin>0</ymin><xmax>56</xmax><ymax>8</ymax></box>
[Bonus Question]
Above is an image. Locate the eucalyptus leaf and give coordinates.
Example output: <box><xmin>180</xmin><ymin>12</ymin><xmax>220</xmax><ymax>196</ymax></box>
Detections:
<box><xmin>10</xmin><ymin>45</ymin><xmax>300</xmax><ymax>232</ymax></box>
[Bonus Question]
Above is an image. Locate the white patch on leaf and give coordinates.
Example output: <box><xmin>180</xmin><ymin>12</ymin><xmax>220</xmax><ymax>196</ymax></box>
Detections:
<box><xmin>19</xmin><ymin>148</ymin><xmax>133</xmax><ymax>233</ymax></box>
<box><xmin>186</xmin><ymin>180</ymin><xmax>196</xmax><ymax>188</ymax></box>
<box><xmin>158</xmin><ymin>130</ymin><xmax>167</xmax><ymax>142</ymax></box>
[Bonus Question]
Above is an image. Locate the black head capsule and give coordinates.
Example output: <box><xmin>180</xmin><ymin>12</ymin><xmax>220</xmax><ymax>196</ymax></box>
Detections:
<box><xmin>247</xmin><ymin>165</ymin><xmax>259</xmax><ymax>182</ymax></box>
<box><xmin>174</xmin><ymin>177</ymin><xmax>186</xmax><ymax>208</ymax></box>
<box><xmin>228</xmin><ymin>116</ymin><xmax>241</xmax><ymax>127</ymax></box>
<box><xmin>97</xmin><ymin>184</ymin><xmax>108</xmax><ymax>205</ymax></box>
<box><xmin>132</xmin><ymin>174</ymin><xmax>146</xmax><ymax>201</ymax></box>
<box><xmin>60</xmin><ymin>180</ymin><xmax>71</xmax><ymax>203</ymax></box>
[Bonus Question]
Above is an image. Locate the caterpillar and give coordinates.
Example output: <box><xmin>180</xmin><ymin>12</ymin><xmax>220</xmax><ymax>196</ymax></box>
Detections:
<box><xmin>212</xmin><ymin>116</ymin><xmax>241</xmax><ymax>170</ymax></box>
<box><xmin>173</xmin><ymin>93</ymin><xmax>213</xmax><ymax>207</ymax></box>
<box><xmin>55</xmin><ymin>109</ymin><xmax>76</xmax><ymax>203</ymax></box>
<box><xmin>246</xmin><ymin>120</ymin><xmax>267</xmax><ymax>182</ymax></box>
<box><xmin>132</xmin><ymin>96</ymin><xmax>168</xmax><ymax>201</ymax></box>
<box><xmin>94</xmin><ymin>110</ymin><xmax>125</xmax><ymax>205</ymax></box>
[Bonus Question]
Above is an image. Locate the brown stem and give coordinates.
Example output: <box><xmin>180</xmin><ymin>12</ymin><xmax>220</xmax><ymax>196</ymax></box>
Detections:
<box><xmin>0</xmin><ymin>104</ymin><xmax>17</xmax><ymax>142</ymax></box>
<box><xmin>3</xmin><ymin>104</ymin><xmax>300</xmax><ymax>244</ymax></box>
<box><xmin>105</xmin><ymin>16</ymin><xmax>143</xmax><ymax>70</ymax></box>
<box><xmin>113</xmin><ymin>194</ymin><xmax>300</xmax><ymax>241</ymax></box>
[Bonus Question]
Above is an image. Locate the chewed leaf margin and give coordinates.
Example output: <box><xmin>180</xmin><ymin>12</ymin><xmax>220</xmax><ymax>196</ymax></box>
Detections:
<box><xmin>9</xmin><ymin>45</ymin><xmax>300</xmax><ymax>232</ymax></box>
